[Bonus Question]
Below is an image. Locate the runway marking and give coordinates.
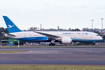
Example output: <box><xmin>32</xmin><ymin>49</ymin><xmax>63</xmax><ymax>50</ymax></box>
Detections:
<box><xmin>82</xmin><ymin>52</ymin><xmax>83</xmax><ymax>54</ymax></box>
<box><xmin>95</xmin><ymin>52</ymin><xmax>97</xmax><ymax>54</ymax></box>
<box><xmin>56</xmin><ymin>52</ymin><xmax>58</xmax><ymax>54</ymax></box>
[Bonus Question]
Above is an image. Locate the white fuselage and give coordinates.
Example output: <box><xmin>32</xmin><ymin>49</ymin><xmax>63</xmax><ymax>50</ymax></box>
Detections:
<box><xmin>8</xmin><ymin>31</ymin><xmax>102</xmax><ymax>42</ymax></box>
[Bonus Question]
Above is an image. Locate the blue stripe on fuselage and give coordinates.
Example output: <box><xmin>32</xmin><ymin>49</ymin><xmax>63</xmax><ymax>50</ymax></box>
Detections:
<box><xmin>72</xmin><ymin>38</ymin><xmax>102</xmax><ymax>42</ymax></box>
<box><xmin>18</xmin><ymin>37</ymin><xmax>48</xmax><ymax>41</ymax></box>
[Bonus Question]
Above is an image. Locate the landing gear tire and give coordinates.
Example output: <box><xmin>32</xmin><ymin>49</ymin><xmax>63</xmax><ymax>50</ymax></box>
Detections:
<box><xmin>49</xmin><ymin>43</ymin><xmax>55</xmax><ymax>46</ymax></box>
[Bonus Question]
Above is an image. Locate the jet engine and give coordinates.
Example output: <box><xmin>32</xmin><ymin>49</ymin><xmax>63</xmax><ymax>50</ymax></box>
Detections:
<box><xmin>61</xmin><ymin>36</ymin><xmax>72</xmax><ymax>43</ymax></box>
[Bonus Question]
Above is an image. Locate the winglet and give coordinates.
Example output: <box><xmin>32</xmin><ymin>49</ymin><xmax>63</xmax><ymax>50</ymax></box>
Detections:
<box><xmin>3</xmin><ymin>16</ymin><xmax>21</xmax><ymax>33</ymax></box>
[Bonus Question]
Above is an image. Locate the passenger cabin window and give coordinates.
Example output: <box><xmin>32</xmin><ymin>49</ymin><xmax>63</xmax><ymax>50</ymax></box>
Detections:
<box><xmin>79</xmin><ymin>33</ymin><xmax>84</xmax><ymax>36</ymax></box>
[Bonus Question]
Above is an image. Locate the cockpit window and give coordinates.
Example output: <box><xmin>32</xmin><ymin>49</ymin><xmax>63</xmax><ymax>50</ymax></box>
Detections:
<box><xmin>97</xmin><ymin>35</ymin><xmax>99</xmax><ymax>36</ymax></box>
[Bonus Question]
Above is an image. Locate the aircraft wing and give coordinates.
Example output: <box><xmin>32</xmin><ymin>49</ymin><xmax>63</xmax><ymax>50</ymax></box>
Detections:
<box><xmin>35</xmin><ymin>32</ymin><xmax>60</xmax><ymax>39</ymax></box>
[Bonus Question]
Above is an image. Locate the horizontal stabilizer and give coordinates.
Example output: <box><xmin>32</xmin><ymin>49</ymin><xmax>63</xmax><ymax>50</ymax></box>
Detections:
<box><xmin>2</xmin><ymin>32</ymin><xmax>16</xmax><ymax>37</ymax></box>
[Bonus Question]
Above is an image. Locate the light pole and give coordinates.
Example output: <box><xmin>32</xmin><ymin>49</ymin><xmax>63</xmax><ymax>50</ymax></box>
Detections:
<box><xmin>18</xmin><ymin>41</ymin><xmax>19</xmax><ymax>48</ymax></box>
<box><xmin>101</xmin><ymin>18</ymin><xmax>104</xmax><ymax>30</ymax></box>
<box><xmin>91</xmin><ymin>19</ymin><xmax>94</xmax><ymax>29</ymax></box>
<box><xmin>40</xmin><ymin>24</ymin><xmax>42</xmax><ymax>30</ymax></box>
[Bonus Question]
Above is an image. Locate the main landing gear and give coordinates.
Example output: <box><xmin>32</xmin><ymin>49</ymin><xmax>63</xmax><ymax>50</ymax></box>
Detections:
<box><xmin>49</xmin><ymin>40</ymin><xmax>55</xmax><ymax>46</ymax></box>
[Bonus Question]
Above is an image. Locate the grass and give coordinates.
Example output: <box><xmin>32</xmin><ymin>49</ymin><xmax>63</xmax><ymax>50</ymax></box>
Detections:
<box><xmin>0</xmin><ymin>51</ymin><xmax>23</xmax><ymax>53</ymax></box>
<box><xmin>0</xmin><ymin>65</ymin><xmax>105</xmax><ymax>70</ymax></box>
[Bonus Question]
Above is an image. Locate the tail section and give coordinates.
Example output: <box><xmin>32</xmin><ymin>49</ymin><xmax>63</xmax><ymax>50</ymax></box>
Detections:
<box><xmin>3</xmin><ymin>16</ymin><xmax>21</xmax><ymax>33</ymax></box>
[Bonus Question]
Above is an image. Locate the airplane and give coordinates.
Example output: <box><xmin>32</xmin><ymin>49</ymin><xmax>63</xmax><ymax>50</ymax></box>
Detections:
<box><xmin>2</xmin><ymin>16</ymin><xmax>103</xmax><ymax>46</ymax></box>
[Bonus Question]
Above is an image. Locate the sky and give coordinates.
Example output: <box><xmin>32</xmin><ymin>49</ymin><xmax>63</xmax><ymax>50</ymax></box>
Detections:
<box><xmin>0</xmin><ymin>0</ymin><xmax>105</xmax><ymax>30</ymax></box>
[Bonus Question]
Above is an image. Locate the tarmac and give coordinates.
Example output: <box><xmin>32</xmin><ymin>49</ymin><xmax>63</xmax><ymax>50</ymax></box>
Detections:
<box><xmin>0</xmin><ymin>47</ymin><xmax>105</xmax><ymax>65</ymax></box>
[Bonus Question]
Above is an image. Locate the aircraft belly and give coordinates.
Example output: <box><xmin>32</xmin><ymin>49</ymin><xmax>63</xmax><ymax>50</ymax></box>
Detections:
<box><xmin>72</xmin><ymin>38</ymin><xmax>102</xmax><ymax>42</ymax></box>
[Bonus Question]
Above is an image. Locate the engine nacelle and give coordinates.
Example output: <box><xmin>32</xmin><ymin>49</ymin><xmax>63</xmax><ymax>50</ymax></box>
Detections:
<box><xmin>61</xmin><ymin>36</ymin><xmax>72</xmax><ymax>43</ymax></box>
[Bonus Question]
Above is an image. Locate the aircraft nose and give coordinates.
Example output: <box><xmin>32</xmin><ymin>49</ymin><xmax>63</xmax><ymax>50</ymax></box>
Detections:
<box><xmin>100</xmin><ymin>36</ymin><xmax>103</xmax><ymax>40</ymax></box>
